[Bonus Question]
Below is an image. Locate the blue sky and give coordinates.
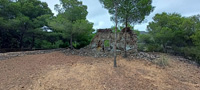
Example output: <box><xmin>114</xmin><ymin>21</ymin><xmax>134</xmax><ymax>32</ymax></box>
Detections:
<box><xmin>41</xmin><ymin>0</ymin><xmax>200</xmax><ymax>31</ymax></box>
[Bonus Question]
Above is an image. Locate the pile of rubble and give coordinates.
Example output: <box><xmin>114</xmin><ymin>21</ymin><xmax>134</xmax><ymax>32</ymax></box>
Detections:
<box><xmin>62</xmin><ymin>49</ymin><xmax>113</xmax><ymax>58</ymax></box>
<box><xmin>62</xmin><ymin>48</ymin><xmax>160</xmax><ymax>61</ymax></box>
<box><xmin>131</xmin><ymin>52</ymin><xmax>160</xmax><ymax>60</ymax></box>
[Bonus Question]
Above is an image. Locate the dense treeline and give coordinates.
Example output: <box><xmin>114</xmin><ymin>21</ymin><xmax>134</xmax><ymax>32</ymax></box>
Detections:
<box><xmin>0</xmin><ymin>0</ymin><xmax>94</xmax><ymax>51</ymax></box>
<box><xmin>138</xmin><ymin>12</ymin><xmax>200</xmax><ymax>64</ymax></box>
<box><xmin>0</xmin><ymin>0</ymin><xmax>52</xmax><ymax>49</ymax></box>
<box><xmin>49</xmin><ymin>0</ymin><xmax>94</xmax><ymax>49</ymax></box>
<box><xmin>1</xmin><ymin>0</ymin><xmax>200</xmax><ymax>64</ymax></box>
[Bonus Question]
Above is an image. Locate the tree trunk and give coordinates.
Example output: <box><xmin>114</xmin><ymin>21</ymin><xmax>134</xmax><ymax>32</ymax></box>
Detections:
<box><xmin>19</xmin><ymin>33</ymin><xmax>24</xmax><ymax>49</ymax></box>
<box><xmin>124</xmin><ymin>19</ymin><xmax>128</xmax><ymax>58</ymax></box>
<box><xmin>31</xmin><ymin>34</ymin><xmax>35</xmax><ymax>50</ymax></box>
<box><xmin>19</xmin><ymin>24</ymin><xmax>27</xmax><ymax>49</ymax></box>
<box><xmin>0</xmin><ymin>28</ymin><xmax>2</xmax><ymax>48</ymax></box>
<box><xmin>70</xmin><ymin>34</ymin><xmax>73</xmax><ymax>50</ymax></box>
<box><xmin>114</xmin><ymin>2</ymin><xmax>118</xmax><ymax>67</ymax></box>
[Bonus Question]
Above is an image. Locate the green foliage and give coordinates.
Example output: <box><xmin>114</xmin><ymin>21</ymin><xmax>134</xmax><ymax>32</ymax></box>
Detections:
<box><xmin>55</xmin><ymin>0</ymin><xmax>88</xmax><ymax>21</ymax></box>
<box><xmin>35</xmin><ymin>39</ymin><xmax>64</xmax><ymax>49</ymax></box>
<box><xmin>111</xmin><ymin>26</ymin><xmax>121</xmax><ymax>33</ymax></box>
<box><xmin>40</xmin><ymin>40</ymin><xmax>54</xmax><ymax>49</ymax></box>
<box><xmin>191</xmin><ymin>30</ymin><xmax>200</xmax><ymax>46</ymax></box>
<box><xmin>117</xmin><ymin>0</ymin><xmax>154</xmax><ymax>27</ymax></box>
<box><xmin>49</xmin><ymin>0</ymin><xmax>94</xmax><ymax>49</ymax></box>
<box><xmin>0</xmin><ymin>0</ymin><xmax>93</xmax><ymax>50</ymax></box>
<box><xmin>133</xmin><ymin>29</ymin><xmax>140</xmax><ymax>36</ymax></box>
<box><xmin>138</xmin><ymin>12</ymin><xmax>200</xmax><ymax>65</ymax></box>
<box><xmin>72</xmin><ymin>41</ymin><xmax>79</xmax><ymax>48</ymax></box>
<box><xmin>100</xmin><ymin>0</ymin><xmax>154</xmax><ymax>26</ymax></box>
<box><xmin>104</xmin><ymin>40</ymin><xmax>110</xmax><ymax>47</ymax></box>
<box><xmin>138</xmin><ymin>34</ymin><xmax>162</xmax><ymax>52</ymax></box>
<box><xmin>180</xmin><ymin>47</ymin><xmax>200</xmax><ymax>65</ymax></box>
<box><xmin>0</xmin><ymin>0</ymin><xmax>53</xmax><ymax>49</ymax></box>
<box><xmin>146</xmin><ymin>12</ymin><xmax>197</xmax><ymax>52</ymax></box>
<box><xmin>55</xmin><ymin>40</ymin><xmax>64</xmax><ymax>48</ymax></box>
<box><xmin>119</xmin><ymin>24</ymin><xmax>141</xmax><ymax>36</ymax></box>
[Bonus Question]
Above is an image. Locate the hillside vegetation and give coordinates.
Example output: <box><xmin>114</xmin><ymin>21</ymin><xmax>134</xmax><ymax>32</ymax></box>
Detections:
<box><xmin>1</xmin><ymin>0</ymin><xmax>200</xmax><ymax>64</ymax></box>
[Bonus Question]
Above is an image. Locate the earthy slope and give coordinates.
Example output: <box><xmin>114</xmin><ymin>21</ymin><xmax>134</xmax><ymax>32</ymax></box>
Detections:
<box><xmin>0</xmin><ymin>51</ymin><xmax>199</xmax><ymax>90</ymax></box>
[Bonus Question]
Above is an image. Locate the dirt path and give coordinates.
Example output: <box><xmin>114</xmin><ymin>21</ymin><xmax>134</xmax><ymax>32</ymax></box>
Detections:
<box><xmin>0</xmin><ymin>52</ymin><xmax>199</xmax><ymax>90</ymax></box>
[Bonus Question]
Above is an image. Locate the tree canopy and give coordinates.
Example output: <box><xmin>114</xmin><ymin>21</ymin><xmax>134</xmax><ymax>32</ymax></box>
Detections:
<box><xmin>0</xmin><ymin>0</ymin><xmax>94</xmax><ymax>51</ymax></box>
<box><xmin>49</xmin><ymin>0</ymin><xmax>94</xmax><ymax>49</ymax></box>
<box><xmin>118</xmin><ymin>0</ymin><xmax>154</xmax><ymax>27</ymax></box>
<box><xmin>0</xmin><ymin>0</ymin><xmax>53</xmax><ymax>49</ymax></box>
<box><xmin>138</xmin><ymin>12</ymin><xmax>200</xmax><ymax>64</ymax></box>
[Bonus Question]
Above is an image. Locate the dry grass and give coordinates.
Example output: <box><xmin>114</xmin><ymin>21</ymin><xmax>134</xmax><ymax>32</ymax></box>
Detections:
<box><xmin>153</xmin><ymin>54</ymin><xmax>169</xmax><ymax>67</ymax></box>
<box><xmin>0</xmin><ymin>52</ymin><xmax>200</xmax><ymax>90</ymax></box>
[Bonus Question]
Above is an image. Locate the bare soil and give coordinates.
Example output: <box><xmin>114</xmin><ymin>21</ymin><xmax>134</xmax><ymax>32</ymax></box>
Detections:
<box><xmin>0</xmin><ymin>51</ymin><xmax>200</xmax><ymax>90</ymax></box>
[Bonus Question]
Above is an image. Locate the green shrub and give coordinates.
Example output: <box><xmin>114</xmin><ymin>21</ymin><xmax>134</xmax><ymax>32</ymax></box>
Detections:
<box><xmin>138</xmin><ymin>43</ymin><xmax>162</xmax><ymax>52</ymax></box>
<box><xmin>41</xmin><ymin>40</ymin><xmax>54</xmax><ymax>49</ymax></box>
<box><xmin>54</xmin><ymin>40</ymin><xmax>64</xmax><ymax>48</ymax></box>
<box><xmin>104</xmin><ymin>40</ymin><xmax>110</xmax><ymax>47</ymax></box>
<box><xmin>35</xmin><ymin>40</ymin><xmax>64</xmax><ymax>49</ymax></box>
<box><xmin>72</xmin><ymin>41</ymin><xmax>80</xmax><ymax>48</ymax></box>
<box><xmin>181</xmin><ymin>46</ymin><xmax>200</xmax><ymax>65</ymax></box>
<box><xmin>59</xmin><ymin>42</ymin><xmax>69</xmax><ymax>48</ymax></box>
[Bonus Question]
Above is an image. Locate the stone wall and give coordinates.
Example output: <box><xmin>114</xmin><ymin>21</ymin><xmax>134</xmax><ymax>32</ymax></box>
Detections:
<box><xmin>0</xmin><ymin>49</ymin><xmax>62</xmax><ymax>60</ymax></box>
<box><xmin>89</xmin><ymin>27</ymin><xmax>137</xmax><ymax>55</ymax></box>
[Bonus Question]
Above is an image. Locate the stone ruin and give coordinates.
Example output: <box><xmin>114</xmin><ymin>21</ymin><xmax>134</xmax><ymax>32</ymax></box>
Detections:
<box><xmin>63</xmin><ymin>27</ymin><xmax>159</xmax><ymax>61</ymax></box>
<box><xmin>89</xmin><ymin>27</ymin><xmax>137</xmax><ymax>55</ymax></box>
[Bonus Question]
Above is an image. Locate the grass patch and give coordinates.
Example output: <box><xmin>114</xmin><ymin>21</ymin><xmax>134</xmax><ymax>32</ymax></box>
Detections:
<box><xmin>154</xmin><ymin>55</ymin><xmax>169</xmax><ymax>67</ymax></box>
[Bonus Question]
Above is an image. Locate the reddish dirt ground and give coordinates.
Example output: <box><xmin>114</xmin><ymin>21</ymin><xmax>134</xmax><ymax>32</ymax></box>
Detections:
<box><xmin>0</xmin><ymin>51</ymin><xmax>200</xmax><ymax>90</ymax></box>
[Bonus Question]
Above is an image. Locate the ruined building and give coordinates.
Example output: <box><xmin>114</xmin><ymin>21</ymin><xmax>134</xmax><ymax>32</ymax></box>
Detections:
<box><xmin>89</xmin><ymin>27</ymin><xmax>137</xmax><ymax>55</ymax></box>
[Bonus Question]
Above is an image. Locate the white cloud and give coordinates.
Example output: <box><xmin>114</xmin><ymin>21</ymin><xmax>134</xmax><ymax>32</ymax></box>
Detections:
<box><xmin>81</xmin><ymin>0</ymin><xmax>113</xmax><ymax>29</ymax></box>
<box><xmin>40</xmin><ymin>0</ymin><xmax>60</xmax><ymax>15</ymax></box>
<box><xmin>42</xmin><ymin>0</ymin><xmax>200</xmax><ymax>31</ymax></box>
<box><xmin>135</xmin><ymin>0</ymin><xmax>200</xmax><ymax>31</ymax></box>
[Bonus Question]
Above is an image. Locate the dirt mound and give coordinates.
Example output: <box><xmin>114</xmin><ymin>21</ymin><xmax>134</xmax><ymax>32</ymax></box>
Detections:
<box><xmin>0</xmin><ymin>52</ymin><xmax>199</xmax><ymax>90</ymax></box>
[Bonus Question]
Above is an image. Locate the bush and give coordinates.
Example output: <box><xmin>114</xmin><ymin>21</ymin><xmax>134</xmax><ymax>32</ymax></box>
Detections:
<box><xmin>59</xmin><ymin>42</ymin><xmax>69</xmax><ymax>48</ymax></box>
<box><xmin>35</xmin><ymin>40</ymin><xmax>64</xmax><ymax>49</ymax></box>
<box><xmin>41</xmin><ymin>40</ymin><xmax>54</xmax><ymax>49</ymax></box>
<box><xmin>54</xmin><ymin>40</ymin><xmax>64</xmax><ymax>48</ymax></box>
<box><xmin>104</xmin><ymin>40</ymin><xmax>110</xmax><ymax>47</ymax></box>
<box><xmin>154</xmin><ymin>55</ymin><xmax>169</xmax><ymax>67</ymax></box>
<box><xmin>138</xmin><ymin>43</ymin><xmax>162</xmax><ymax>52</ymax></box>
<box><xmin>72</xmin><ymin>41</ymin><xmax>80</xmax><ymax>48</ymax></box>
<box><xmin>181</xmin><ymin>46</ymin><xmax>200</xmax><ymax>65</ymax></box>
